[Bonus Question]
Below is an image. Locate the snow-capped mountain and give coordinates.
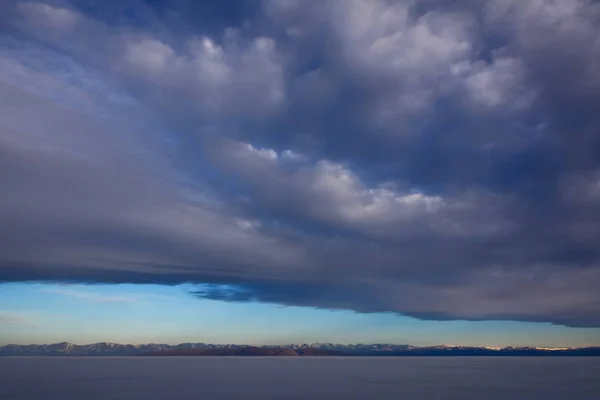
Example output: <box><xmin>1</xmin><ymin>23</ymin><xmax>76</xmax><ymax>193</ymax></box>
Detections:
<box><xmin>1</xmin><ymin>342</ymin><xmax>598</xmax><ymax>357</ymax></box>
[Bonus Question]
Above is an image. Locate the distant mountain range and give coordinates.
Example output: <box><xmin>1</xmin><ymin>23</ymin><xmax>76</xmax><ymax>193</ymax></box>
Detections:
<box><xmin>139</xmin><ymin>347</ymin><xmax>343</xmax><ymax>357</ymax></box>
<box><xmin>2</xmin><ymin>342</ymin><xmax>600</xmax><ymax>356</ymax></box>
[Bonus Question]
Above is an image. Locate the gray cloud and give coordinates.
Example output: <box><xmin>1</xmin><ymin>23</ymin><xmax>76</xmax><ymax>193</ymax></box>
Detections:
<box><xmin>0</xmin><ymin>0</ymin><xmax>599</xmax><ymax>327</ymax></box>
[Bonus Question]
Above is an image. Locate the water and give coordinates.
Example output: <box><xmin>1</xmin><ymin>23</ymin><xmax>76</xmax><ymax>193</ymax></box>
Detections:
<box><xmin>1</xmin><ymin>357</ymin><xmax>599</xmax><ymax>399</ymax></box>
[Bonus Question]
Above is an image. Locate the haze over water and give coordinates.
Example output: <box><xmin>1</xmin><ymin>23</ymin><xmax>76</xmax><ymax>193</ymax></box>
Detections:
<box><xmin>1</xmin><ymin>357</ymin><xmax>599</xmax><ymax>400</ymax></box>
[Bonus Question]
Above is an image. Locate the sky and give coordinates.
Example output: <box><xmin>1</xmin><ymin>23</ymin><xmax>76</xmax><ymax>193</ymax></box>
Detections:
<box><xmin>0</xmin><ymin>0</ymin><xmax>599</xmax><ymax>347</ymax></box>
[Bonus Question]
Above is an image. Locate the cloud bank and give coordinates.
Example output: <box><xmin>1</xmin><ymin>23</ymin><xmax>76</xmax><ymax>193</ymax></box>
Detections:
<box><xmin>1</xmin><ymin>0</ymin><xmax>599</xmax><ymax>327</ymax></box>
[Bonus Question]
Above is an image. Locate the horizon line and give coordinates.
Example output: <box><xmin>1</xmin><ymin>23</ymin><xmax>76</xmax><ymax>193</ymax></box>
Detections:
<box><xmin>2</xmin><ymin>341</ymin><xmax>599</xmax><ymax>350</ymax></box>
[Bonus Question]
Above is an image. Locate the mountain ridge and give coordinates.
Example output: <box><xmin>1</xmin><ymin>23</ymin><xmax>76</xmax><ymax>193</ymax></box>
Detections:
<box><xmin>2</xmin><ymin>342</ymin><xmax>599</xmax><ymax>356</ymax></box>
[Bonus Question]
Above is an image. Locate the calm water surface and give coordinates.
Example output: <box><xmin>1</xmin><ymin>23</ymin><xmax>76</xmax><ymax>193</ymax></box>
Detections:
<box><xmin>1</xmin><ymin>357</ymin><xmax>599</xmax><ymax>400</ymax></box>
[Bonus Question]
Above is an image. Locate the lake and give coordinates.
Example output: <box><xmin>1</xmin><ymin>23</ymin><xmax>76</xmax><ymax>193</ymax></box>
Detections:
<box><xmin>1</xmin><ymin>357</ymin><xmax>599</xmax><ymax>399</ymax></box>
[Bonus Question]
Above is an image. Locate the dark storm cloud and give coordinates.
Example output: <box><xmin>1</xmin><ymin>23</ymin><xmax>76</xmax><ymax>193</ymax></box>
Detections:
<box><xmin>0</xmin><ymin>0</ymin><xmax>599</xmax><ymax>327</ymax></box>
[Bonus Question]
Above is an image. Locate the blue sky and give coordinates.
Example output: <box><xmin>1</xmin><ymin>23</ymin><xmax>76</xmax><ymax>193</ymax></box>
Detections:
<box><xmin>2</xmin><ymin>283</ymin><xmax>599</xmax><ymax>347</ymax></box>
<box><xmin>0</xmin><ymin>0</ymin><xmax>600</xmax><ymax>347</ymax></box>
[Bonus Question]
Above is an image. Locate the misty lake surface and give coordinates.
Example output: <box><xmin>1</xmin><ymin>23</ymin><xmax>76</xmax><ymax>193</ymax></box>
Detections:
<box><xmin>1</xmin><ymin>357</ymin><xmax>599</xmax><ymax>400</ymax></box>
